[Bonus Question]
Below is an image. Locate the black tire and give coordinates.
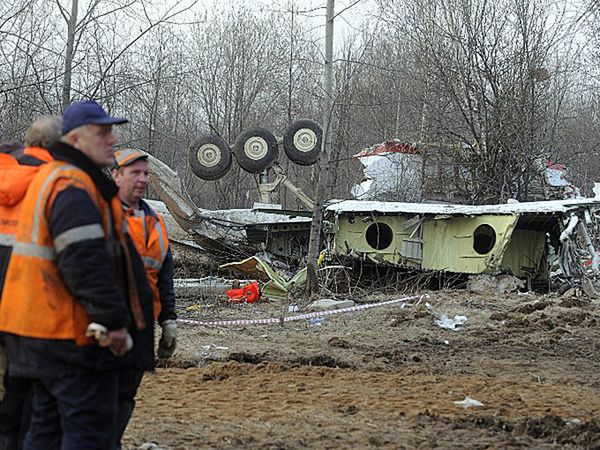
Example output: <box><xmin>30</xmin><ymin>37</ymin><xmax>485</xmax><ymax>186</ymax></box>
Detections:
<box><xmin>233</xmin><ymin>127</ymin><xmax>279</xmax><ymax>173</ymax></box>
<box><xmin>188</xmin><ymin>134</ymin><xmax>232</xmax><ymax>181</ymax></box>
<box><xmin>283</xmin><ymin>119</ymin><xmax>322</xmax><ymax>166</ymax></box>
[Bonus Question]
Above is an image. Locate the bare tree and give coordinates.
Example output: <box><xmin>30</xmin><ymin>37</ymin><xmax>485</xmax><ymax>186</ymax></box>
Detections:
<box><xmin>372</xmin><ymin>0</ymin><xmax>581</xmax><ymax>203</ymax></box>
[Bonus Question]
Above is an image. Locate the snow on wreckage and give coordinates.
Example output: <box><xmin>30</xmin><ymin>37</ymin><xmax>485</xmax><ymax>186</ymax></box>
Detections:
<box><xmin>146</xmin><ymin>131</ymin><xmax>600</xmax><ymax>295</ymax></box>
<box><xmin>324</xmin><ymin>197</ymin><xmax>600</xmax><ymax>292</ymax></box>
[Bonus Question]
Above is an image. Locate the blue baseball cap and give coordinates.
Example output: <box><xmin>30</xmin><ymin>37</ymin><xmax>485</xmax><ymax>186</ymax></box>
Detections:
<box><xmin>62</xmin><ymin>100</ymin><xmax>128</xmax><ymax>135</ymax></box>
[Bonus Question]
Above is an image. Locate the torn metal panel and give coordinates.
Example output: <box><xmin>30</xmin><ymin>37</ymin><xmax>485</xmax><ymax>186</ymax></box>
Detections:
<box><xmin>147</xmin><ymin>154</ymin><xmax>311</xmax><ymax>258</ymax></box>
<box><xmin>220</xmin><ymin>256</ymin><xmax>307</xmax><ymax>299</ymax></box>
<box><xmin>500</xmin><ymin>229</ymin><xmax>546</xmax><ymax>278</ymax></box>
<box><xmin>351</xmin><ymin>151</ymin><xmax>423</xmax><ymax>202</ymax></box>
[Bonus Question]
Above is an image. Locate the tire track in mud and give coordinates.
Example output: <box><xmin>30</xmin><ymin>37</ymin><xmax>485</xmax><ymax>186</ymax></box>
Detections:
<box><xmin>124</xmin><ymin>362</ymin><xmax>600</xmax><ymax>449</ymax></box>
<box><xmin>127</xmin><ymin>292</ymin><xmax>600</xmax><ymax>448</ymax></box>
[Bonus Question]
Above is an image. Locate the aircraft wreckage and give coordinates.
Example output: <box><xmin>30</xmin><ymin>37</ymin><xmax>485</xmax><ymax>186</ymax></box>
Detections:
<box><xmin>145</xmin><ymin>125</ymin><xmax>600</xmax><ymax>293</ymax></box>
<box><xmin>326</xmin><ymin>198</ymin><xmax>600</xmax><ymax>291</ymax></box>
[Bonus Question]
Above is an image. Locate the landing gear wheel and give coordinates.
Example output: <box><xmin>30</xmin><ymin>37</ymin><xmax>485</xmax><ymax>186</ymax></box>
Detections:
<box><xmin>283</xmin><ymin>119</ymin><xmax>323</xmax><ymax>166</ymax></box>
<box><xmin>233</xmin><ymin>127</ymin><xmax>279</xmax><ymax>173</ymax></box>
<box><xmin>189</xmin><ymin>134</ymin><xmax>232</xmax><ymax>181</ymax></box>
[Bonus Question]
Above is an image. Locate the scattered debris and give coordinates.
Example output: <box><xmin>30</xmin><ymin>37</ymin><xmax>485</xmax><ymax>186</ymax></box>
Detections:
<box><xmin>454</xmin><ymin>396</ymin><xmax>484</xmax><ymax>408</ymax></box>
<box><xmin>137</xmin><ymin>443</ymin><xmax>164</xmax><ymax>450</ymax></box>
<box><xmin>220</xmin><ymin>256</ymin><xmax>307</xmax><ymax>299</ymax></box>
<box><xmin>435</xmin><ymin>314</ymin><xmax>468</xmax><ymax>331</ymax></box>
<box><xmin>308</xmin><ymin>318</ymin><xmax>326</xmax><ymax>327</ymax></box>
<box><xmin>582</xmin><ymin>279</ymin><xmax>598</xmax><ymax>298</ymax></box>
<box><xmin>467</xmin><ymin>274</ymin><xmax>525</xmax><ymax>294</ymax></box>
<box><xmin>308</xmin><ymin>298</ymin><xmax>356</xmax><ymax>311</ymax></box>
<box><xmin>175</xmin><ymin>277</ymin><xmax>244</xmax><ymax>297</ymax></box>
<box><xmin>185</xmin><ymin>303</ymin><xmax>214</xmax><ymax>312</ymax></box>
<box><xmin>199</xmin><ymin>344</ymin><xmax>229</xmax><ymax>360</ymax></box>
<box><xmin>226</xmin><ymin>281</ymin><xmax>260</xmax><ymax>304</ymax></box>
<box><xmin>566</xmin><ymin>418</ymin><xmax>583</xmax><ymax>426</ymax></box>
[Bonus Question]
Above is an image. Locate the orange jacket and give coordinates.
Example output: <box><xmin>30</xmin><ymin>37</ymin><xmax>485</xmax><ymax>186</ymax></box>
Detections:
<box><xmin>0</xmin><ymin>160</ymin><xmax>130</xmax><ymax>345</ymax></box>
<box><xmin>0</xmin><ymin>147</ymin><xmax>52</xmax><ymax>290</ymax></box>
<box><xmin>124</xmin><ymin>204</ymin><xmax>170</xmax><ymax>320</ymax></box>
<box><xmin>15</xmin><ymin>146</ymin><xmax>53</xmax><ymax>165</ymax></box>
<box><xmin>0</xmin><ymin>147</ymin><xmax>52</xmax><ymax>228</ymax></box>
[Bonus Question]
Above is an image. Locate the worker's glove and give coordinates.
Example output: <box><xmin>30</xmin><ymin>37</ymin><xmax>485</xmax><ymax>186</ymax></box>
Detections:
<box><xmin>158</xmin><ymin>319</ymin><xmax>177</xmax><ymax>358</ymax></box>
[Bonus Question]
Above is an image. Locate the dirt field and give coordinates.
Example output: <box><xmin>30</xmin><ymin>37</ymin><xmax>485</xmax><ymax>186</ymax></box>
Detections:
<box><xmin>122</xmin><ymin>286</ymin><xmax>600</xmax><ymax>449</ymax></box>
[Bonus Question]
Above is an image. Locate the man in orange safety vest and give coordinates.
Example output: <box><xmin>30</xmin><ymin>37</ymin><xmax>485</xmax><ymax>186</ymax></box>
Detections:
<box><xmin>111</xmin><ymin>148</ymin><xmax>176</xmax><ymax>447</ymax></box>
<box><xmin>0</xmin><ymin>116</ymin><xmax>59</xmax><ymax>450</ymax></box>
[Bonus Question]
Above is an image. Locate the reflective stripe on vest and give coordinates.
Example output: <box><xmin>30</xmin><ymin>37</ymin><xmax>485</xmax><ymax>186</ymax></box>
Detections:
<box><xmin>54</xmin><ymin>224</ymin><xmax>105</xmax><ymax>254</ymax></box>
<box><xmin>31</xmin><ymin>165</ymin><xmax>76</xmax><ymax>243</ymax></box>
<box><xmin>124</xmin><ymin>207</ymin><xmax>169</xmax><ymax>320</ymax></box>
<box><xmin>134</xmin><ymin>209</ymin><xmax>148</xmax><ymax>242</ymax></box>
<box><xmin>0</xmin><ymin>233</ymin><xmax>15</xmax><ymax>247</ymax></box>
<box><xmin>153</xmin><ymin>220</ymin><xmax>168</xmax><ymax>264</ymax></box>
<box><xmin>143</xmin><ymin>256</ymin><xmax>162</xmax><ymax>269</ymax></box>
<box><xmin>12</xmin><ymin>242</ymin><xmax>55</xmax><ymax>260</ymax></box>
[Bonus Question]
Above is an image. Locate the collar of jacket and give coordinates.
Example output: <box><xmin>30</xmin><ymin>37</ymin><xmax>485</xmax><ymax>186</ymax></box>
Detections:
<box><xmin>121</xmin><ymin>198</ymin><xmax>159</xmax><ymax>220</ymax></box>
<box><xmin>49</xmin><ymin>141</ymin><xmax>118</xmax><ymax>201</ymax></box>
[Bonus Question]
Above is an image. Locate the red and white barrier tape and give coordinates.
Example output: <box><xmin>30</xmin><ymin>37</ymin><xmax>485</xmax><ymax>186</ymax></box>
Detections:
<box><xmin>177</xmin><ymin>294</ymin><xmax>429</xmax><ymax>327</ymax></box>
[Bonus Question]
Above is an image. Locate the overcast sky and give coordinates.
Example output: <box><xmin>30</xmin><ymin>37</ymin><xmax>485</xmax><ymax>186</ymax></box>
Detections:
<box><xmin>196</xmin><ymin>0</ymin><xmax>378</xmax><ymax>44</ymax></box>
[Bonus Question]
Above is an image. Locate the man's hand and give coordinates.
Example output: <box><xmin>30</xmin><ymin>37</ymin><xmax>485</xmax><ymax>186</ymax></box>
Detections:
<box><xmin>87</xmin><ymin>324</ymin><xmax>133</xmax><ymax>357</ymax></box>
<box><xmin>157</xmin><ymin>319</ymin><xmax>177</xmax><ymax>358</ymax></box>
<box><xmin>100</xmin><ymin>327</ymin><xmax>132</xmax><ymax>356</ymax></box>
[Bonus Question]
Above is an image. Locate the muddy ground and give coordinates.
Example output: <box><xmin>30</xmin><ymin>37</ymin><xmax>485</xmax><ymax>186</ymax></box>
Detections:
<box><xmin>121</xmin><ymin>282</ymin><xmax>600</xmax><ymax>449</ymax></box>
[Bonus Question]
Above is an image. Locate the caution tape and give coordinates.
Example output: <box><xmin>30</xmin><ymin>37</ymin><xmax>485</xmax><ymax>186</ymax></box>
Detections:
<box><xmin>177</xmin><ymin>293</ymin><xmax>430</xmax><ymax>327</ymax></box>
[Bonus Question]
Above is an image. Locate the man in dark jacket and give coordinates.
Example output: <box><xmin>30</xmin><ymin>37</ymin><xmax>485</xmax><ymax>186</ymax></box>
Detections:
<box><xmin>0</xmin><ymin>101</ymin><xmax>154</xmax><ymax>449</ymax></box>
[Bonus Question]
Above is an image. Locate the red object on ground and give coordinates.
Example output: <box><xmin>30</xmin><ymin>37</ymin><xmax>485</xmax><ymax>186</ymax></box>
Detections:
<box><xmin>226</xmin><ymin>281</ymin><xmax>260</xmax><ymax>304</ymax></box>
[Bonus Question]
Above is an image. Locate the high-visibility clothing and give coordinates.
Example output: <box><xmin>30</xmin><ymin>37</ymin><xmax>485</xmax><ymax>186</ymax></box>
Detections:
<box><xmin>0</xmin><ymin>160</ymin><xmax>138</xmax><ymax>346</ymax></box>
<box><xmin>124</xmin><ymin>204</ymin><xmax>170</xmax><ymax>320</ymax></box>
<box><xmin>0</xmin><ymin>147</ymin><xmax>52</xmax><ymax>291</ymax></box>
<box><xmin>15</xmin><ymin>146</ymin><xmax>53</xmax><ymax>166</ymax></box>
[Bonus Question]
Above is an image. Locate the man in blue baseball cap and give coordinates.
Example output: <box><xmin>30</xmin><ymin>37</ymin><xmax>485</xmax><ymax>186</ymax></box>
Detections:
<box><xmin>0</xmin><ymin>100</ymin><xmax>155</xmax><ymax>448</ymax></box>
<box><xmin>60</xmin><ymin>100</ymin><xmax>128</xmax><ymax>167</ymax></box>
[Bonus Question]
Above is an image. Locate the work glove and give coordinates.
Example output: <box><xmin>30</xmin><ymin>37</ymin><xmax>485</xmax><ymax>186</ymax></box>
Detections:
<box><xmin>158</xmin><ymin>319</ymin><xmax>177</xmax><ymax>358</ymax></box>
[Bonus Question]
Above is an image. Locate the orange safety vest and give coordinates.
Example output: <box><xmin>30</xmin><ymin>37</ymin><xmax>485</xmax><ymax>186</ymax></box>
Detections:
<box><xmin>0</xmin><ymin>160</ymin><xmax>129</xmax><ymax>346</ymax></box>
<box><xmin>124</xmin><ymin>206</ymin><xmax>169</xmax><ymax>320</ymax></box>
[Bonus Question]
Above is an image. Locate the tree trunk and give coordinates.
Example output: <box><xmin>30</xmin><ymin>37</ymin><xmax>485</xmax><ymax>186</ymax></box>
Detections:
<box><xmin>62</xmin><ymin>0</ymin><xmax>78</xmax><ymax>109</ymax></box>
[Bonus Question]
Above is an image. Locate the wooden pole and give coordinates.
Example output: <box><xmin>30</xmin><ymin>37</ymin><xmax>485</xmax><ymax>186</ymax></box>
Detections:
<box><xmin>306</xmin><ymin>0</ymin><xmax>335</xmax><ymax>297</ymax></box>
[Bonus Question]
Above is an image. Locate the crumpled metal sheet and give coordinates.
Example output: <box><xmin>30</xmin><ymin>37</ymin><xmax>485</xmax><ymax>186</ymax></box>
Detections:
<box><xmin>220</xmin><ymin>256</ymin><xmax>307</xmax><ymax>299</ymax></box>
